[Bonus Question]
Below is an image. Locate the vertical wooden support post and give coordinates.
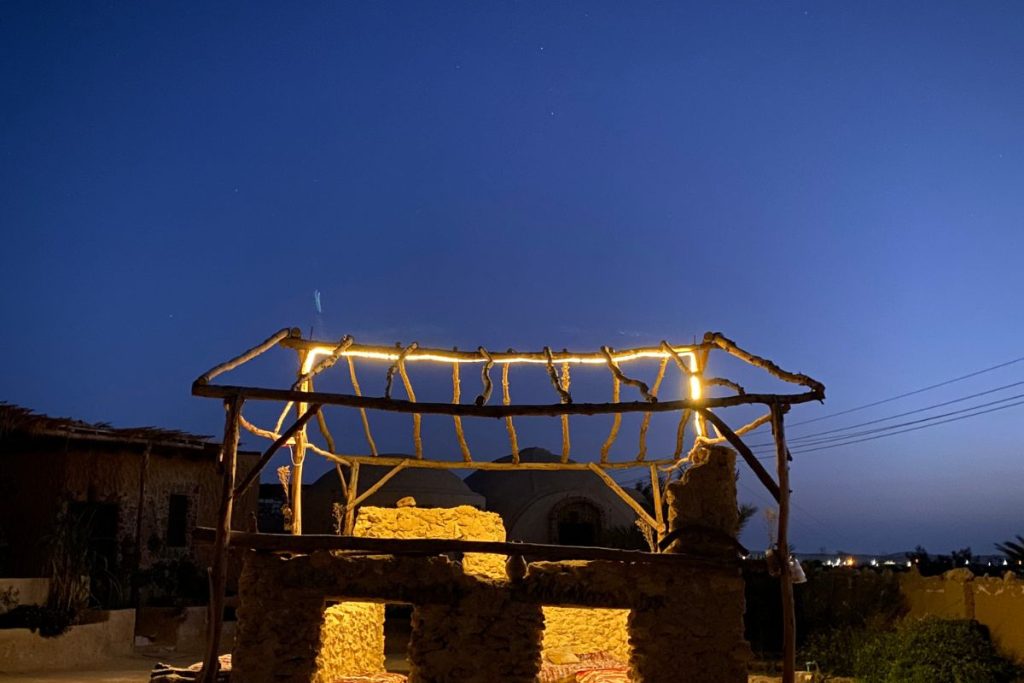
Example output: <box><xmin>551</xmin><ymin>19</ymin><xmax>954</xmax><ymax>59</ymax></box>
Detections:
<box><xmin>292</xmin><ymin>351</ymin><xmax>308</xmax><ymax>535</ymax></box>
<box><xmin>199</xmin><ymin>394</ymin><xmax>243</xmax><ymax>683</ymax></box>
<box><xmin>343</xmin><ymin>461</ymin><xmax>360</xmax><ymax>535</ymax></box>
<box><xmin>649</xmin><ymin>464</ymin><xmax>664</xmax><ymax>545</ymax></box>
<box><xmin>695</xmin><ymin>348</ymin><xmax>710</xmax><ymax>437</ymax></box>
<box><xmin>771</xmin><ymin>402</ymin><xmax>795</xmax><ymax>683</ymax></box>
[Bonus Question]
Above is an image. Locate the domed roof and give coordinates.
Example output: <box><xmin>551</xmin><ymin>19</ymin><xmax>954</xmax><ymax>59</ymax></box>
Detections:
<box><xmin>464</xmin><ymin>447</ymin><xmax>628</xmax><ymax>531</ymax></box>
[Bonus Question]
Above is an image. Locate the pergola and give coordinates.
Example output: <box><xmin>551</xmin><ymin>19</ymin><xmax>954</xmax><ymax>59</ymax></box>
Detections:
<box><xmin>191</xmin><ymin>328</ymin><xmax>824</xmax><ymax>683</ymax></box>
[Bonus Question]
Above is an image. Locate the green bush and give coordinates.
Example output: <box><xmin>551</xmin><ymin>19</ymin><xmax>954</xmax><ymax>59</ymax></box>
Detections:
<box><xmin>859</xmin><ymin>618</ymin><xmax>1021</xmax><ymax>683</ymax></box>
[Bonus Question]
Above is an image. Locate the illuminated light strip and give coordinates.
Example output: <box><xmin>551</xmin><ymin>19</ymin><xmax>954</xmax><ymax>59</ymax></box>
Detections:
<box><xmin>300</xmin><ymin>344</ymin><xmax>705</xmax><ymax>430</ymax></box>
<box><xmin>301</xmin><ymin>346</ymin><xmax>699</xmax><ymax>366</ymax></box>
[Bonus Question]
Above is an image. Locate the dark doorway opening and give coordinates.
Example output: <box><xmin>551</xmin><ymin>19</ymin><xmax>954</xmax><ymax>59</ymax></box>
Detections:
<box><xmin>552</xmin><ymin>499</ymin><xmax>603</xmax><ymax>547</ymax></box>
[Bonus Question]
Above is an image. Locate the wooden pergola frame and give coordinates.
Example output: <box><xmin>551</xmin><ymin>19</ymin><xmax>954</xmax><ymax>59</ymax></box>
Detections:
<box><xmin>192</xmin><ymin>328</ymin><xmax>824</xmax><ymax>683</ymax></box>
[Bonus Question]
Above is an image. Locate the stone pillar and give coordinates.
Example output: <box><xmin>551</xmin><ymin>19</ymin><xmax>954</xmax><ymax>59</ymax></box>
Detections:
<box><xmin>408</xmin><ymin>585</ymin><xmax>543</xmax><ymax>683</ymax></box>
<box><xmin>629</xmin><ymin>446</ymin><xmax>751</xmax><ymax>683</ymax></box>
<box><xmin>234</xmin><ymin>552</ymin><xmax>326</xmax><ymax>683</ymax></box>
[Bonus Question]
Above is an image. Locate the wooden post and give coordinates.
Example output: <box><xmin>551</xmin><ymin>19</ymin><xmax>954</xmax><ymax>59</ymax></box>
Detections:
<box><xmin>771</xmin><ymin>403</ymin><xmax>795</xmax><ymax>683</ymax></box>
<box><xmin>292</xmin><ymin>351</ymin><xmax>309</xmax><ymax>535</ymax></box>
<box><xmin>343</xmin><ymin>461</ymin><xmax>360</xmax><ymax>535</ymax></box>
<box><xmin>199</xmin><ymin>394</ymin><xmax>242</xmax><ymax>683</ymax></box>
<box><xmin>649</xmin><ymin>464</ymin><xmax>664</xmax><ymax>545</ymax></box>
<box><xmin>695</xmin><ymin>348</ymin><xmax>710</xmax><ymax>437</ymax></box>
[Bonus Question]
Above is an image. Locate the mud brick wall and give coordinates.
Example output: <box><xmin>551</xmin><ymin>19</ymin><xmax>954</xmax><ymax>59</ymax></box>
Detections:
<box><xmin>354</xmin><ymin>505</ymin><xmax>506</xmax><ymax>579</ymax></box>
<box><xmin>232</xmin><ymin>446</ymin><xmax>750</xmax><ymax>683</ymax></box>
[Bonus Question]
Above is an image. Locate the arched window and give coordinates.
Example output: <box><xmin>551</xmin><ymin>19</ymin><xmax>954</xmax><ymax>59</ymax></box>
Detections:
<box><xmin>549</xmin><ymin>498</ymin><xmax>603</xmax><ymax>547</ymax></box>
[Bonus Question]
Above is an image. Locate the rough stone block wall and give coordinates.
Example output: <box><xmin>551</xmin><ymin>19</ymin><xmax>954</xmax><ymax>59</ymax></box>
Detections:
<box><xmin>313</xmin><ymin>602</ymin><xmax>386</xmax><ymax>682</ymax></box>
<box><xmin>541</xmin><ymin>606</ymin><xmax>631</xmax><ymax>662</ymax></box>
<box><xmin>628</xmin><ymin>569</ymin><xmax>749</xmax><ymax>683</ymax></box>
<box><xmin>233</xmin><ymin>447</ymin><xmax>750</xmax><ymax>683</ymax></box>
<box><xmin>410</xmin><ymin>588</ymin><xmax>543</xmax><ymax>683</ymax></box>
<box><xmin>234</xmin><ymin>556</ymin><xmax>327</xmax><ymax>683</ymax></box>
<box><xmin>354</xmin><ymin>505</ymin><xmax>506</xmax><ymax>579</ymax></box>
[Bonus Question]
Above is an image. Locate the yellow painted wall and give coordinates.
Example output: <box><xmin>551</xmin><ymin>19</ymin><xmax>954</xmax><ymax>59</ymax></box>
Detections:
<box><xmin>901</xmin><ymin>569</ymin><xmax>1024</xmax><ymax>663</ymax></box>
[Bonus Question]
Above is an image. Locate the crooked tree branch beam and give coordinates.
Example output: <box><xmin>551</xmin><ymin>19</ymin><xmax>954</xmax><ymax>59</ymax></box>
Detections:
<box><xmin>674</xmin><ymin>409</ymin><xmax>692</xmax><ymax>459</ymax></box>
<box><xmin>343</xmin><ymin>461</ymin><xmax>360</xmax><ymax>535</ymax></box>
<box><xmin>475</xmin><ymin>347</ymin><xmax>494</xmax><ymax>406</ymax></box>
<box><xmin>196</xmin><ymin>328</ymin><xmax>294</xmax><ymax>385</ymax></box>
<box><xmin>501</xmin><ymin>362</ymin><xmax>520</xmax><ymax>464</ymax></box>
<box><xmin>559</xmin><ymin>362</ymin><xmax>571</xmax><ymax>462</ymax></box>
<box><xmin>193</xmin><ymin>382</ymin><xmax>821</xmax><ymax>415</ymax></box>
<box><xmin>660</xmin><ymin>340</ymin><xmax>697</xmax><ymax>379</ymax></box>
<box><xmin>350</xmin><ymin>461</ymin><xmax>409</xmax><ymax>508</ymax></box>
<box><xmin>346</xmin><ymin>356</ymin><xmax>378</xmax><ymax>456</ymax></box>
<box><xmin>395</xmin><ymin>349</ymin><xmax>423</xmax><ymax>459</ymax></box>
<box><xmin>273</xmin><ymin>401</ymin><xmax>295</xmax><ymax>435</ymax></box>
<box><xmin>307</xmin><ymin>376</ymin><xmax>336</xmax><ymax>453</ymax></box>
<box><xmin>705</xmin><ymin>332</ymin><xmax>826</xmax><ymax>397</ymax></box>
<box><xmin>239</xmin><ymin>413</ymin><xmax>278</xmax><ymax>441</ymax></box>
<box><xmin>696</xmin><ymin>408</ymin><xmax>781</xmax><ymax>502</ymax></box>
<box><xmin>600</xmin><ymin>375</ymin><xmax>621</xmax><ymax>463</ymax></box>
<box><xmin>451</xmin><ymin>362</ymin><xmax>472</xmax><ymax>463</ymax></box>
<box><xmin>192</xmin><ymin>528</ymin><xmax>736</xmax><ymax>568</ymax></box>
<box><xmin>601</xmin><ymin>346</ymin><xmax>653</xmax><ymax>402</ymax></box>
<box><xmin>291</xmin><ymin>336</ymin><xmax>353</xmax><ymax>390</ymax></box>
<box><xmin>544</xmin><ymin>347</ymin><xmax>573</xmax><ymax>404</ymax></box>
<box><xmin>649</xmin><ymin>464</ymin><xmax>664</xmax><ymax>542</ymax></box>
<box><xmin>638</xmin><ymin>357</ymin><xmax>668</xmax><ymax>461</ymax></box>
<box><xmin>234</xmin><ymin>404</ymin><xmax>322</xmax><ymax>497</ymax></box>
<box><xmin>687</xmin><ymin>412</ymin><xmax>772</xmax><ymax>456</ymax></box>
<box><xmin>316</xmin><ymin>408</ymin><xmax>336</xmax><ymax>454</ymax></box>
<box><xmin>706</xmin><ymin>377</ymin><xmax>746</xmax><ymax>395</ymax></box>
<box><xmin>334</xmin><ymin>463</ymin><xmax>348</xmax><ymax>499</ymax></box>
<box><xmin>587</xmin><ymin>463</ymin><xmax>662</xmax><ymax>533</ymax></box>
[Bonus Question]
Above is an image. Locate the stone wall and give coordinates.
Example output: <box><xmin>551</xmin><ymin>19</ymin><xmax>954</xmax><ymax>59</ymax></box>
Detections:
<box><xmin>233</xmin><ymin>447</ymin><xmax>750</xmax><ymax>683</ymax></box>
<box><xmin>541</xmin><ymin>606</ymin><xmax>631</xmax><ymax>662</ymax></box>
<box><xmin>354</xmin><ymin>505</ymin><xmax>506</xmax><ymax>579</ymax></box>
<box><xmin>901</xmin><ymin>568</ymin><xmax>1024</xmax><ymax>662</ymax></box>
<box><xmin>0</xmin><ymin>443</ymin><xmax>258</xmax><ymax>582</ymax></box>
<box><xmin>314</xmin><ymin>602</ymin><xmax>386</xmax><ymax>682</ymax></box>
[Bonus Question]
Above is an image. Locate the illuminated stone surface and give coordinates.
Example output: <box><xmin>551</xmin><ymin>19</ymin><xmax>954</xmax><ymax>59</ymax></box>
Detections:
<box><xmin>233</xmin><ymin>447</ymin><xmax>751</xmax><ymax>682</ymax></box>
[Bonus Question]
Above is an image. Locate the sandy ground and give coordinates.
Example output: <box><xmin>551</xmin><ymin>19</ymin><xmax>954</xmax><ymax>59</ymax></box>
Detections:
<box><xmin>0</xmin><ymin>649</ymin><xmax>195</xmax><ymax>682</ymax></box>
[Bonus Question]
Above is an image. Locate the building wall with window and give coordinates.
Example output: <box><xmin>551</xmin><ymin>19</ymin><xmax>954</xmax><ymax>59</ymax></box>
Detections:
<box><xmin>0</xmin><ymin>406</ymin><xmax>258</xmax><ymax>594</ymax></box>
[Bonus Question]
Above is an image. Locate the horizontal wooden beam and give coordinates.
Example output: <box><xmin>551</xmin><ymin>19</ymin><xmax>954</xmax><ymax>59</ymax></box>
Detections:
<box><xmin>280</xmin><ymin>337</ymin><xmax>704</xmax><ymax>364</ymax></box>
<box><xmin>192</xmin><ymin>382</ymin><xmax>821</xmax><ymax>416</ymax></box>
<box><xmin>314</xmin><ymin>452</ymin><xmax>680</xmax><ymax>472</ymax></box>
<box><xmin>192</xmin><ymin>528</ymin><xmax>738</xmax><ymax>568</ymax></box>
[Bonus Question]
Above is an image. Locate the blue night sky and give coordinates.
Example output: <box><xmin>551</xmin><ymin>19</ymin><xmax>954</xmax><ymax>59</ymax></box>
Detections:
<box><xmin>2</xmin><ymin>2</ymin><xmax>1022</xmax><ymax>556</ymax></box>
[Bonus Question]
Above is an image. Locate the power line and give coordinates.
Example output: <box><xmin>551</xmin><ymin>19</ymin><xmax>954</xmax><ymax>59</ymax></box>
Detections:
<box><xmin>788</xmin><ymin>353</ymin><xmax>1024</xmax><ymax>428</ymax></box>
<box><xmin>750</xmin><ymin>389</ymin><xmax>1024</xmax><ymax>453</ymax></box>
<box><xmin>748</xmin><ymin>380</ymin><xmax>1024</xmax><ymax>449</ymax></box>
<box><xmin>757</xmin><ymin>396</ymin><xmax>1024</xmax><ymax>459</ymax></box>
